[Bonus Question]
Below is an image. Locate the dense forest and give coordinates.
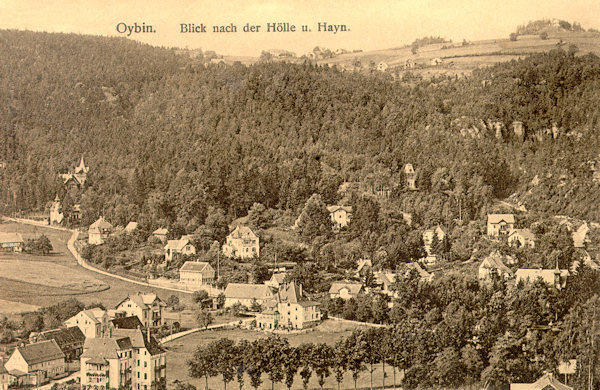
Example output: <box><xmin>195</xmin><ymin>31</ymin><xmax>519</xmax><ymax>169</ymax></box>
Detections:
<box><xmin>1</xmin><ymin>30</ymin><xmax>600</xmax><ymax>229</ymax></box>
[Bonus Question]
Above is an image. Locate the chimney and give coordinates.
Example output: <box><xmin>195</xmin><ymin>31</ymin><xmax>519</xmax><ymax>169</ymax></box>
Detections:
<box><xmin>147</xmin><ymin>326</ymin><xmax>151</xmax><ymax>343</ymax></box>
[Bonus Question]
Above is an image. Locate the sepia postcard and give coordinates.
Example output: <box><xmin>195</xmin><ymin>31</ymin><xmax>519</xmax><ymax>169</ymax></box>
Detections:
<box><xmin>0</xmin><ymin>1</ymin><xmax>599</xmax><ymax>389</ymax></box>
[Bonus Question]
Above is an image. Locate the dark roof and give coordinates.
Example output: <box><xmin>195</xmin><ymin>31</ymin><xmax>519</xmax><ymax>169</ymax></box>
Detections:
<box><xmin>39</xmin><ymin>327</ymin><xmax>85</xmax><ymax>347</ymax></box>
<box><xmin>110</xmin><ymin>316</ymin><xmax>143</xmax><ymax>330</ymax></box>
<box><xmin>17</xmin><ymin>340</ymin><xmax>65</xmax><ymax>365</ymax></box>
<box><xmin>112</xmin><ymin>329</ymin><xmax>165</xmax><ymax>356</ymax></box>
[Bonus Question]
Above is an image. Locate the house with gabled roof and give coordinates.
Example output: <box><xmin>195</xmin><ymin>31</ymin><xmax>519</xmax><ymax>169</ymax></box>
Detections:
<box><xmin>222</xmin><ymin>226</ymin><xmax>259</xmax><ymax>259</ymax></box>
<box><xmin>508</xmin><ymin>228</ymin><xmax>535</xmax><ymax>248</ymax></box>
<box><xmin>125</xmin><ymin>222</ymin><xmax>138</xmax><ymax>233</ymax></box>
<box><xmin>329</xmin><ymin>281</ymin><xmax>364</xmax><ymax>300</ymax></box>
<box><xmin>265</xmin><ymin>273</ymin><xmax>287</xmax><ymax>290</ymax></box>
<box><xmin>179</xmin><ymin>261</ymin><xmax>215</xmax><ymax>288</ymax></box>
<box><xmin>60</xmin><ymin>156</ymin><xmax>89</xmax><ymax>191</ymax></box>
<box><xmin>572</xmin><ymin>222</ymin><xmax>590</xmax><ymax>248</ymax></box>
<box><xmin>0</xmin><ymin>360</ymin><xmax>13</xmax><ymax>390</ymax></box>
<box><xmin>257</xmin><ymin>282</ymin><xmax>321</xmax><ymax>330</ymax></box>
<box><xmin>327</xmin><ymin>205</ymin><xmax>352</xmax><ymax>230</ymax></box>
<box><xmin>515</xmin><ymin>268</ymin><xmax>569</xmax><ymax>290</ymax></box>
<box><xmin>478</xmin><ymin>252</ymin><xmax>514</xmax><ymax>284</ymax></box>
<box><xmin>510</xmin><ymin>372</ymin><xmax>572</xmax><ymax>390</ymax></box>
<box><xmin>152</xmin><ymin>228</ymin><xmax>168</xmax><ymax>243</ymax></box>
<box><xmin>115</xmin><ymin>293</ymin><xmax>167</xmax><ymax>328</ymax></box>
<box><xmin>111</xmin><ymin>328</ymin><xmax>166</xmax><ymax>390</ymax></box>
<box><xmin>64</xmin><ymin>308</ymin><xmax>110</xmax><ymax>339</ymax></box>
<box><xmin>404</xmin><ymin>164</ymin><xmax>417</xmax><ymax>190</ymax></box>
<box><xmin>164</xmin><ymin>238</ymin><xmax>196</xmax><ymax>263</ymax></box>
<box><xmin>5</xmin><ymin>340</ymin><xmax>65</xmax><ymax>385</ymax></box>
<box><xmin>80</xmin><ymin>337</ymin><xmax>133</xmax><ymax>390</ymax></box>
<box><xmin>401</xmin><ymin>262</ymin><xmax>434</xmax><ymax>282</ymax></box>
<box><xmin>224</xmin><ymin>283</ymin><xmax>274</xmax><ymax>308</ymax></box>
<box><xmin>109</xmin><ymin>316</ymin><xmax>144</xmax><ymax>331</ymax></box>
<box><xmin>487</xmin><ymin>214</ymin><xmax>515</xmax><ymax>236</ymax></box>
<box><xmin>88</xmin><ymin>217</ymin><xmax>114</xmax><ymax>244</ymax></box>
<box><xmin>29</xmin><ymin>327</ymin><xmax>85</xmax><ymax>362</ymax></box>
<box><xmin>0</xmin><ymin>232</ymin><xmax>24</xmax><ymax>252</ymax></box>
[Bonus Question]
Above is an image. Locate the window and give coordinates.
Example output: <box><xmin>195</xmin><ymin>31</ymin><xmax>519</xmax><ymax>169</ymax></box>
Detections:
<box><xmin>137</xmin><ymin>360</ymin><xmax>139</xmax><ymax>366</ymax></box>
<box><xmin>144</xmin><ymin>374</ymin><xmax>147</xmax><ymax>380</ymax></box>
<box><xmin>144</xmin><ymin>362</ymin><xmax>147</xmax><ymax>368</ymax></box>
<box><xmin>137</xmin><ymin>372</ymin><xmax>140</xmax><ymax>378</ymax></box>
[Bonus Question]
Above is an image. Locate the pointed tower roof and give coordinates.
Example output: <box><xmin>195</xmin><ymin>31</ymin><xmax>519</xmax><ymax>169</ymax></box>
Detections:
<box><xmin>75</xmin><ymin>155</ymin><xmax>89</xmax><ymax>174</ymax></box>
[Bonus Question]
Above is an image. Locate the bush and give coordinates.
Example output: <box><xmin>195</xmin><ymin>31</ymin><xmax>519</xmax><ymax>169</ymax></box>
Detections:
<box><xmin>509</xmin><ymin>33</ymin><xmax>518</xmax><ymax>41</ymax></box>
<box><xmin>539</xmin><ymin>32</ymin><xmax>548</xmax><ymax>40</ymax></box>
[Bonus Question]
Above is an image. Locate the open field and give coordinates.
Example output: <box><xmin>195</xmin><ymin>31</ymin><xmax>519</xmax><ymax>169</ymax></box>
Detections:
<box><xmin>0</xmin><ymin>221</ymin><xmax>193</xmax><ymax>309</ymax></box>
<box><xmin>0</xmin><ymin>259</ymin><xmax>108</xmax><ymax>292</ymax></box>
<box><xmin>163</xmin><ymin>320</ymin><xmax>391</xmax><ymax>390</ymax></box>
<box><xmin>0</xmin><ymin>298</ymin><xmax>39</xmax><ymax>315</ymax></box>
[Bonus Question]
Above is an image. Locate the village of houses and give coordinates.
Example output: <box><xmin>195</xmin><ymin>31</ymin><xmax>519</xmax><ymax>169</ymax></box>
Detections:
<box><xmin>0</xmin><ymin>157</ymin><xmax>598</xmax><ymax>390</ymax></box>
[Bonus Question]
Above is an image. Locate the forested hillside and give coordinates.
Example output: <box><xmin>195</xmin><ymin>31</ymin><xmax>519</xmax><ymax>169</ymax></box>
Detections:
<box><xmin>2</xmin><ymin>30</ymin><xmax>600</xmax><ymax>228</ymax></box>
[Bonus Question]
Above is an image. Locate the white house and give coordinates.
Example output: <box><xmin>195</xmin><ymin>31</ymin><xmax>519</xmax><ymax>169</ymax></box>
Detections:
<box><xmin>64</xmin><ymin>308</ymin><xmax>109</xmax><ymax>339</ymax></box>
<box><xmin>572</xmin><ymin>222</ymin><xmax>590</xmax><ymax>248</ymax></box>
<box><xmin>152</xmin><ymin>228</ymin><xmax>168</xmax><ymax>243</ymax></box>
<box><xmin>112</xmin><ymin>328</ymin><xmax>167</xmax><ymax>390</ymax></box>
<box><xmin>115</xmin><ymin>293</ymin><xmax>167</xmax><ymax>328</ymax></box>
<box><xmin>179</xmin><ymin>261</ymin><xmax>215</xmax><ymax>288</ymax></box>
<box><xmin>224</xmin><ymin>283</ymin><xmax>274</xmax><ymax>308</ymax></box>
<box><xmin>329</xmin><ymin>282</ymin><xmax>364</xmax><ymax>300</ymax></box>
<box><xmin>264</xmin><ymin>273</ymin><xmax>287</xmax><ymax>290</ymax></box>
<box><xmin>404</xmin><ymin>164</ymin><xmax>417</xmax><ymax>190</ymax></box>
<box><xmin>508</xmin><ymin>229</ymin><xmax>535</xmax><ymax>248</ymax></box>
<box><xmin>222</xmin><ymin>226</ymin><xmax>259</xmax><ymax>259</ymax></box>
<box><xmin>49</xmin><ymin>195</ymin><xmax>64</xmax><ymax>225</ymax></box>
<box><xmin>88</xmin><ymin>217</ymin><xmax>114</xmax><ymax>245</ymax></box>
<box><xmin>423</xmin><ymin>225</ymin><xmax>446</xmax><ymax>257</ymax></box>
<box><xmin>327</xmin><ymin>205</ymin><xmax>352</xmax><ymax>230</ymax></box>
<box><xmin>0</xmin><ymin>232</ymin><xmax>24</xmax><ymax>253</ymax></box>
<box><xmin>376</xmin><ymin>62</ymin><xmax>389</xmax><ymax>72</ymax></box>
<box><xmin>487</xmin><ymin>214</ymin><xmax>515</xmax><ymax>236</ymax></box>
<box><xmin>256</xmin><ymin>282</ymin><xmax>321</xmax><ymax>330</ymax></box>
<box><xmin>5</xmin><ymin>340</ymin><xmax>65</xmax><ymax>385</ymax></box>
<box><xmin>80</xmin><ymin>337</ymin><xmax>133</xmax><ymax>390</ymax></box>
<box><xmin>164</xmin><ymin>238</ymin><xmax>196</xmax><ymax>263</ymax></box>
<box><xmin>515</xmin><ymin>268</ymin><xmax>569</xmax><ymax>290</ymax></box>
<box><xmin>478</xmin><ymin>252</ymin><xmax>514</xmax><ymax>284</ymax></box>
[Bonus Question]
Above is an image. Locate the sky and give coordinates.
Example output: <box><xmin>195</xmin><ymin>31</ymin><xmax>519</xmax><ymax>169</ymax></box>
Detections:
<box><xmin>1</xmin><ymin>0</ymin><xmax>599</xmax><ymax>57</ymax></box>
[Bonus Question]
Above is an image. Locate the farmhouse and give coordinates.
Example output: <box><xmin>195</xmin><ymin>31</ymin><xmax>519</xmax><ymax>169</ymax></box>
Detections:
<box><xmin>264</xmin><ymin>273</ymin><xmax>286</xmax><ymax>290</ymax></box>
<box><xmin>152</xmin><ymin>228</ymin><xmax>168</xmax><ymax>243</ymax></box>
<box><xmin>111</xmin><ymin>328</ymin><xmax>167</xmax><ymax>390</ymax></box>
<box><xmin>508</xmin><ymin>229</ymin><xmax>535</xmax><ymax>248</ymax></box>
<box><xmin>487</xmin><ymin>214</ymin><xmax>515</xmax><ymax>236</ymax></box>
<box><xmin>0</xmin><ymin>232</ymin><xmax>24</xmax><ymax>252</ymax></box>
<box><xmin>377</xmin><ymin>62</ymin><xmax>389</xmax><ymax>72</ymax></box>
<box><xmin>29</xmin><ymin>327</ymin><xmax>85</xmax><ymax>362</ymax></box>
<box><xmin>327</xmin><ymin>205</ymin><xmax>352</xmax><ymax>230</ymax></box>
<box><xmin>329</xmin><ymin>281</ymin><xmax>364</xmax><ymax>300</ymax></box>
<box><xmin>224</xmin><ymin>283</ymin><xmax>274</xmax><ymax>308</ymax></box>
<box><xmin>115</xmin><ymin>293</ymin><xmax>167</xmax><ymax>328</ymax></box>
<box><xmin>179</xmin><ymin>261</ymin><xmax>215</xmax><ymax>288</ymax></box>
<box><xmin>5</xmin><ymin>340</ymin><xmax>65</xmax><ymax>385</ymax></box>
<box><xmin>164</xmin><ymin>238</ymin><xmax>196</xmax><ymax>263</ymax></box>
<box><xmin>64</xmin><ymin>308</ymin><xmax>109</xmax><ymax>339</ymax></box>
<box><xmin>423</xmin><ymin>225</ymin><xmax>446</xmax><ymax>258</ymax></box>
<box><xmin>80</xmin><ymin>337</ymin><xmax>133</xmax><ymax>390</ymax></box>
<box><xmin>222</xmin><ymin>226</ymin><xmax>259</xmax><ymax>259</ymax></box>
<box><xmin>515</xmin><ymin>268</ymin><xmax>569</xmax><ymax>290</ymax></box>
<box><xmin>88</xmin><ymin>217</ymin><xmax>114</xmax><ymax>245</ymax></box>
<box><xmin>510</xmin><ymin>373</ymin><xmax>572</xmax><ymax>390</ymax></box>
<box><xmin>478</xmin><ymin>252</ymin><xmax>514</xmax><ymax>284</ymax></box>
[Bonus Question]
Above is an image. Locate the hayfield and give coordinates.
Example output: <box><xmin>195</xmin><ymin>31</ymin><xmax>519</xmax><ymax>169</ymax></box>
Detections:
<box><xmin>0</xmin><ymin>298</ymin><xmax>39</xmax><ymax>314</ymax></box>
<box><xmin>163</xmin><ymin>320</ymin><xmax>393</xmax><ymax>390</ymax></box>
<box><xmin>0</xmin><ymin>221</ymin><xmax>192</xmax><ymax>309</ymax></box>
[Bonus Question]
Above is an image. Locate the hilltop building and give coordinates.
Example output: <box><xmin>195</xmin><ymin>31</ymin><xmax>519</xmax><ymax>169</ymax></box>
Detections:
<box><xmin>60</xmin><ymin>156</ymin><xmax>89</xmax><ymax>190</ymax></box>
<box><xmin>487</xmin><ymin>214</ymin><xmax>515</xmax><ymax>236</ymax></box>
<box><xmin>164</xmin><ymin>238</ymin><xmax>196</xmax><ymax>263</ymax></box>
<box><xmin>515</xmin><ymin>268</ymin><xmax>569</xmax><ymax>290</ymax></box>
<box><xmin>508</xmin><ymin>229</ymin><xmax>536</xmax><ymax>248</ymax></box>
<box><xmin>404</xmin><ymin>164</ymin><xmax>417</xmax><ymax>190</ymax></box>
<box><xmin>327</xmin><ymin>205</ymin><xmax>352</xmax><ymax>230</ymax></box>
